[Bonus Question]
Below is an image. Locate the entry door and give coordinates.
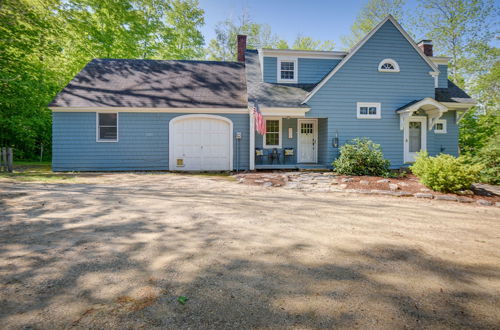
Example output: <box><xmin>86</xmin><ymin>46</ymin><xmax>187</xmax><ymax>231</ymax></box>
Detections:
<box><xmin>404</xmin><ymin>116</ymin><xmax>427</xmax><ymax>163</ymax></box>
<box><xmin>298</xmin><ymin>119</ymin><xmax>318</xmax><ymax>163</ymax></box>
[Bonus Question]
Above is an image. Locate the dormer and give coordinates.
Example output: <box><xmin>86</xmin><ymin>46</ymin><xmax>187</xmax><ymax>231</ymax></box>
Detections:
<box><xmin>260</xmin><ymin>49</ymin><xmax>346</xmax><ymax>84</ymax></box>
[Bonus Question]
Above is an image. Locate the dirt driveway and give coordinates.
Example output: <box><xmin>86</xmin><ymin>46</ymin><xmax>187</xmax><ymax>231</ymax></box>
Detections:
<box><xmin>1</xmin><ymin>173</ymin><xmax>499</xmax><ymax>329</ymax></box>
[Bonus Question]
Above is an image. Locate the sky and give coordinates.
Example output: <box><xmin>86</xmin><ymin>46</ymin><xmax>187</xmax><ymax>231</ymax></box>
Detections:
<box><xmin>197</xmin><ymin>0</ymin><xmax>420</xmax><ymax>49</ymax></box>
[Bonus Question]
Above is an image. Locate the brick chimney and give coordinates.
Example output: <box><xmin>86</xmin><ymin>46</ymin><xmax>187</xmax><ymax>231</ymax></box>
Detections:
<box><xmin>417</xmin><ymin>40</ymin><xmax>433</xmax><ymax>56</ymax></box>
<box><xmin>237</xmin><ymin>35</ymin><xmax>247</xmax><ymax>62</ymax></box>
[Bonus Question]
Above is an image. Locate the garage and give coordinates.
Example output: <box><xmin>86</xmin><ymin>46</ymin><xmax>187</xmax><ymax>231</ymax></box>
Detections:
<box><xmin>169</xmin><ymin>114</ymin><xmax>233</xmax><ymax>171</ymax></box>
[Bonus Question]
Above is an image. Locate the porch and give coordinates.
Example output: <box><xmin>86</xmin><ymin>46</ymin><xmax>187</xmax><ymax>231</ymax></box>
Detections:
<box><xmin>253</xmin><ymin>117</ymin><xmax>330</xmax><ymax>170</ymax></box>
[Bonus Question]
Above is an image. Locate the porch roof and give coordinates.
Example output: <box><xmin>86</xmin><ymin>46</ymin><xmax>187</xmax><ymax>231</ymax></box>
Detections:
<box><xmin>396</xmin><ymin>97</ymin><xmax>448</xmax><ymax>131</ymax></box>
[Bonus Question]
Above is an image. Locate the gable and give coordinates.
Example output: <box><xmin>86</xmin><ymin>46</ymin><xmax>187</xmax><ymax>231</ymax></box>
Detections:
<box><xmin>303</xmin><ymin>16</ymin><xmax>438</xmax><ymax>103</ymax></box>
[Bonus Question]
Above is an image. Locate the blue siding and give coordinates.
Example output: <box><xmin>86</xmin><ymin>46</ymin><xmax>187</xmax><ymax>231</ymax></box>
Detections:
<box><xmin>317</xmin><ymin>118</ymin><xmax>328</xmax><ymax>165</ymax></box>
<box><xmin>438</xmin><ymin>64</ymin><xmax>448</xmax><ymax>88</ymax></box>
<box><xmin>307</xmin><ymin>20</ymin><xmax>437</xmax><ymax>168</ymax></box>
<box><xmin>263</xmin><ymin>56</ymin><xmax>340</xmax><ymax>84</ymax></box>
<box><xmin>263</xmin><ymin>57</ymin><xmax>277</xmax><ymax>83</ymax></box>
<box><xmin>53</xmin><ymin>112</ymin><xmax>249</xmax><ymax>171</ymax></box>
<box><xmin>427</xmin><ymin>111</ymin><xmax>459</xmax><ymax>157</ymax></box>
<box><xmin>298</xmin><ymin>58</ymin><xmax>340</xmax><ymax>83</ymax></box>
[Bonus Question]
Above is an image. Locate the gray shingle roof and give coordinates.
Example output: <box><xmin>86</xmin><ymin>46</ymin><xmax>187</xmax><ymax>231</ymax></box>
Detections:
<box><xmin>49</xmin><ymin>59</ymin><xmax>247</xmax><ymax>108</ymax></box>
<box><xmin>245</xmin><ymin>50</ymin><xmax>312</xmax><ymax>108</ymax></box>
<box><xmin>435</xmin><ymin>80</ymin><xmax>476</xmax><ymax>104</ymax></box>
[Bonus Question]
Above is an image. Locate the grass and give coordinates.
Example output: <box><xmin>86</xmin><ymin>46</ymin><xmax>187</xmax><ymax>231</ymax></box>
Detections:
<box><xmin>1</xmin><ymin>162</ymin><xmax>79</xmax><ymax>183</ymax></box>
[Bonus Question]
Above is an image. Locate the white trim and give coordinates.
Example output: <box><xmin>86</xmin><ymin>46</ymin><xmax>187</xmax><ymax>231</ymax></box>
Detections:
<box><xmin>434</xmin><ymin>119</ymin><xmax>447</xmax><ymax>134</ymax></box>
<box><xmin>430</xmin><ymin>56</ymin><xmax>451</xmax><ymax>65</ymax></box>
<box><xmin>297</xmin><ymin>119</ymin><xmax>318</xmax><ymax>163</ymax></box>
<box><xmin>96</xmin><ymin>112</ymin><xmax>119</xmax><ymax>142</ymax></box>
<box><xmin>430</xmin><ymin>71</ymin><xmax>439</xmax><ymax>88</ymax></box>
<box><xmin>261</xmin><ymin>48</ymin><xmax>346</xmax><ymax>59</ymax></box>
<box><xmin>404</xmin><ymin>116</ymin><xmax>427</xmax><ymax>163</ymax></box>
<box><xmin>302</xmin><ymin>15</ymin><xmax>439</xmax><ymax>104</ymax></box>
<box><xmin>396</xmin><ymin>97</ymin><xmax>448</xmax><ymax>130</ymax></box>
<box><xmin>249</xmin><ymin>111</ymin><xmax>255</xmax><ymax>170</ymax></box>
<box><xmin>357</xmin><ymin>102</ymin><xmax>381</xmax><ymax>119</ymax></box>
<box><xmin>168</xmin><ymin>114</ymin><xmax>233</xmax><ymax>171</ymax></box>
<box><xmin>378</xmin><ymin>58</ymin><xmax>400</xmax><ymax>72</ymax></box>
<box><xmin>51</xmin><ymin>107</ymin><xmax>248</xmax><ymax>114</ymax></box>
<box><xmin>259</xmin><ymin>107</ymin><xmax>310</xmax><ymax>117</ymax></box>
<box><xmin>277</xmin><ymin>57</ymin><xmax>298</xmax><ymax>83</ymax></box>
<box><xmin>263</xmin><ymin>117</ymin><xmax>282</xmax><ymax>149</ymax></box>
<box><xmin>440</xmin><ymin>102</ymin><xmax>477</xmax><ymax>109</ymax></box>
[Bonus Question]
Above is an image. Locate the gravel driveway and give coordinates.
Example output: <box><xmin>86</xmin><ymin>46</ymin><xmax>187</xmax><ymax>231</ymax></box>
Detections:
<box><xmin>1</xmin><ymin>173</ymin><xmax>499</xmax><ymax>329</ymax></box>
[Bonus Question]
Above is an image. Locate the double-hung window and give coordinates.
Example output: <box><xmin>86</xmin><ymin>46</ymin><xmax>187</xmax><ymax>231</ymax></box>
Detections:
<box><xmin>97</xmin><ymin>113</ymin><xmax>118</xmax><ymax>142</ymax></box>
<box><xmin>264</xmin><ymin>118</ymin><xmax>282</xmax><ymax>148</ymax></box>
<box><xmin>277</xmin><ymin>57</ymin><xmax>298</xmax><ymax>83</ymax></box>
<box><xmin>357</xmin><ymin>102</ymin><xmax>381</xmax><ymax>119</ymax></box>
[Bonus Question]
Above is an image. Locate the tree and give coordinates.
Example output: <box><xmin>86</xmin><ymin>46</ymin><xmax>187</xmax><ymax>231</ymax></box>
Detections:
<box><xmin>0</xmin><ymin>0</ymin><xmax>206</xmax><ymax>160</ymax></box>
<box><xmin>292</xmin><ymin>35</ymin><xmax>335</xmax><ymax>51</ymax></box>
<box><xmin>341</xmin><ymin>0</ymin><xmax>407</xmax><ymax>48</ymax></box>
<box><xmin>206</xmin><ymin>11</ymin><xmax>279</xmax><ymax>61</ymax></box>
<box><xmin>414</xmin><ymin>0</ymin><xmax>496</xmax><ymax>82</ymax></box>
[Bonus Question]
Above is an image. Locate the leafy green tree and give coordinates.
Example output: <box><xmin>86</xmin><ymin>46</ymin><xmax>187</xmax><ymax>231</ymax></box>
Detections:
<box><xmin>341</xmin><ymin>0</ymin><xmax>407</xmax><ymax>48</ymax></box>
<box><xmin>0</xmin><ymin>0</ymin><xmax>206</xmax><ymax>160</ymax></box>
<box><xmin>206</xmin><ymin>11</ymin><xmax>279</xmax><ymax>61</ymax></box>
<box><xmin>414</xmin><ymin>0</ymin><xmax>496</xmax><ymax>82</ymax></box>
<box><xmin>292</xmin><ymin>35</ymin><xmax>335</xmax><ymax>51</ymax></box>
<box><xmin>275</xmin><ymin>39</ymin><xmax>290</xmax><ymax>49</ymax></box>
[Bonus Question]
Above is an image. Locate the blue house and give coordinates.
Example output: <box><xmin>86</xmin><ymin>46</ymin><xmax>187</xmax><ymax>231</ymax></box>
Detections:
<box><xmin>50</xmin><ymin>15</ymin><xmax>475</xmax><ymax>171</ymax></box>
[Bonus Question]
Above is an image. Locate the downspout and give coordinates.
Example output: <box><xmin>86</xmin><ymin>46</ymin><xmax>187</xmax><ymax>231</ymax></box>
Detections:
<box><xmin>249</xmin><ymin>109</ymin><xmax>255</xmax><ymax>170</ymax></box>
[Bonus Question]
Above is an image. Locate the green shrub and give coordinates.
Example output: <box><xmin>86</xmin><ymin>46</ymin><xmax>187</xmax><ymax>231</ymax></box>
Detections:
<box><xmin>473</xmin><ymin>132</ymin><xmax>499</xmax><ymax>184</ymax></box>
<box><xmin>332</xmin><ymin>138</ymin><xmax>390</xmax><ymax>176</ymax></box>
<box><xmin>410</xmin><ymin>152</ymin><xmax>482</xmax><ymax>193</ymax></box>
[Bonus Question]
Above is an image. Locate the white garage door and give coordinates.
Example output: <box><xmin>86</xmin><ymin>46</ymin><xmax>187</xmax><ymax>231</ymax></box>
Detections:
<box><xmin>170</xmin><ymin>115</ymin><xmax>232</xmax><ymax>171</ymax></box>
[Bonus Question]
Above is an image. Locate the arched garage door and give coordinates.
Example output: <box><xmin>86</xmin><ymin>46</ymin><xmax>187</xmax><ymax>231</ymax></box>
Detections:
<box><xmin>169</xmin><ymin>115</ymin><xmax>233</xmax><ymax>171</ymax></box>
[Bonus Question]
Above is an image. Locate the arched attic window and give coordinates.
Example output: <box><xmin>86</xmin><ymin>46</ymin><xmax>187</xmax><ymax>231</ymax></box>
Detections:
<box><xmin>378</xmin><ymin>59</ymin><xmax>400</xmax><ymax>72</ymax></box>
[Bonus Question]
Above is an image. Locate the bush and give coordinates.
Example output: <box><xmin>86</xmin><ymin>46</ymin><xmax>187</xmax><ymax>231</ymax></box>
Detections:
<box><xmin>410</xmin><ymin>152</ymin><xmax>482</xmax><ymax>193</ymax></box>
<box><xmin>473</xmin><ymin>132</ymin><xmax>499</xmax><ymax>184</ymax></box>
<box><xmin>332</xmin><ymin>138</ymin><xmax>390</xmax><ymax>176</ymax></box>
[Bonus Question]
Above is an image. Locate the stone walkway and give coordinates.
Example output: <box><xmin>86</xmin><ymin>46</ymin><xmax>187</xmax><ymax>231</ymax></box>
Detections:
<box><xmin>236</xmin><ymin>172</ymin><xmax>500</xmax><ymax>207</ymax></box>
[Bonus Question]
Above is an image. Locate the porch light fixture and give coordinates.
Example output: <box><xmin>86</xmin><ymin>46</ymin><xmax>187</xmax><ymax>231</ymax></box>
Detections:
<box><xmin>332</xmin><ymin>130</ymin><xmax>339</xmax><ymax>148</ymax></box>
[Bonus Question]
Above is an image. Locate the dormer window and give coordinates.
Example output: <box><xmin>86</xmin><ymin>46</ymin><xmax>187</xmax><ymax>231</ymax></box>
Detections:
<box><xmin>277</xmin><ymin>57</ymin><xmax>298</xmax><ymax>83</ymax></box>
<box><xmin>378</xmin><ymin>59</ymin><xmax>400</xmax><ymax>72</ymax></box>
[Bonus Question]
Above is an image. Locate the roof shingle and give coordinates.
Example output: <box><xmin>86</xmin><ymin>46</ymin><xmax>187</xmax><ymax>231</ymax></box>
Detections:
<box><xmin>49</xmin><ymin>59</ymin><xmax>247</xmax><ymax>109</ymax></box>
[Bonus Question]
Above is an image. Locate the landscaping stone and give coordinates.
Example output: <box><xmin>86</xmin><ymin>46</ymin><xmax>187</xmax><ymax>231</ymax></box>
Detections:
<box><xmin>339</xmin><ymin>184</ymin><xmax>348</xmax><ymax>189</ymax></box>
<box><xmin>341</xmin><ymin>178</ymin><xmax>353</xmax><ymax>183</ymax></box>
<box><xmin>394</xmin><ymin>191</ymin><xmax>413</xmax><ymax>197</ymax></box>
<box><xmin>262</xmin><ymin>182</ymin><xmax>273</xmax><ymax>187</ymax></box>
<box><xmin>434</xmin><ymin>195</ymin><xmax>458</xmax><ymax>202</ymax></box>
<box><xmin>457</xmin><ymin>190</ymin><xmax>474</xmax><ymax>196</ymax></box>
<box><xmin>457</xmin><ymin>196</ymin><xmax>474</xmax><ymax>203</ymax></box>
<box><xmin>420</xmin><ymin>188</ymin><xmax>432</xmax><ymax>192</ymax></box>
<box><xmin>398</xmin><ymin>182</ymin><xmax>409</xmax><ymax>187</ymax></box>
<box><xmin>476</xmin><ymin>199</ymin><xmax>492</xmax><ymax>206</ymax></box>
<box><xmin>359</xmin><ymin>180</ymin><xmax>369</xmax><ymax>185</ymax></box>
<box><xmin>496</xmin><ymin>202</ymin><xmax>500</xmax><ymax>207</ymax></box>
<box><xmin>389</xmin><ymin>184</ymin><xmax>399</xmax><ymax>191</ymax></box>
<box><xmin>330</xmin><ymin>180</ymin><xmax>339</xmax><ymax>185</ymax></box>
<box><xmin>371</xmin><ymin>190</ymin><xmax>395</xmax><ymax>195</ymax></box>
<box><xmin>377</xmin><ymin>179</ymin><xmax>390</xmax><ymax>183</ymax></box>
<box><xmin>414</xmin><ymin>193</ymin><xmax>434</xmax><ymax>199</ymax></box>
<box><xmin>254</xmin><ymin>180</ymin><xmax>264</xmax><ymax>183</ymax></box>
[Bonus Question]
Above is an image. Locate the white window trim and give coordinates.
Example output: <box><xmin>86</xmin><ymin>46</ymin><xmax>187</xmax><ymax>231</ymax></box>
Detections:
<box><xmin>378</xmin><ymin>58</ymin><xmax>400</xmax><ymax>72</ymax></box>
<box><xmin>263</xmin><ymin>117</ymin><xmax>282</xmax><ymax>148</ymax></box>
<box><xmin>357</xmin><ymin>102</ymin><xmax>381</xmax><ymax>119</ymax></box>
<box><xmin>96</xmin><ymin>112</ymin><xmax>119</xmax><ymax>142</ymax></box>
<box><xmin>277</xmin><ymin>57</ymin><xmax>298</xmax><ymax>83</ymax></box>
<box><xmin>434</xmin><ymin>119</ymin><xmax>447</xmax><ymax>134</ymax></box>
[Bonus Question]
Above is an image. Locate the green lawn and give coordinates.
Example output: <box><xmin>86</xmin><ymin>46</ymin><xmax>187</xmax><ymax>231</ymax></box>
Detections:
<box><xmin>1</xmin><ymin>161</ymin><xmax>78</xmax><ymax>183</ymax></box>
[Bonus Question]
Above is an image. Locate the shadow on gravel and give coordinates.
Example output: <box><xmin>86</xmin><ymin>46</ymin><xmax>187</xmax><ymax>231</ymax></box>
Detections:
<box><xmin>0</xmin><ymin>181</ymin><xmax>499</xmax><ymax>328</ymax></box>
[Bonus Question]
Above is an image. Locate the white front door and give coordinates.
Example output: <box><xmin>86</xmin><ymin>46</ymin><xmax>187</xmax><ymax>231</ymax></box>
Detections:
<box><xmin>404</xmin><ymin>116</ymin><xmax>427</xmax><ymax>163</ymax></box>
<box><xmin>297</xmin><ymin>119</ymin><xmax>318</xmax><ymax>163</ymax></box>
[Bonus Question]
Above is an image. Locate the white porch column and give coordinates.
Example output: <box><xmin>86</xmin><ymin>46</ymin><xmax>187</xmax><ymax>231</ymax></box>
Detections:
<box><xmin>249</xmin><ymin>109</ymin><xmax>255</xmax><ymax>170</ymax></box>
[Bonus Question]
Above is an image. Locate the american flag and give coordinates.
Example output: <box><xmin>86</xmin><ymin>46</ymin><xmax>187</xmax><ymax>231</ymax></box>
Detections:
<box><xmin>253</xmin><ymin>103</ymin><xmax>266</xmax><ymax>135</ymax></box>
